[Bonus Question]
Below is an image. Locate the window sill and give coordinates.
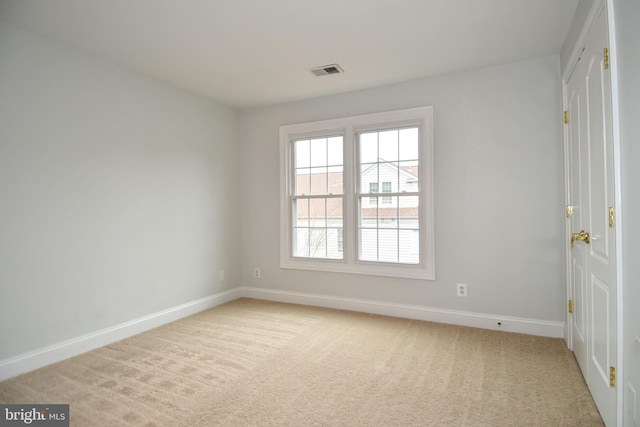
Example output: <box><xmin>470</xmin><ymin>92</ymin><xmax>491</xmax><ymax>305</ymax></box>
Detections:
<box><xmin>280</xmin><ymin>258</ymin><xmax>435</xmax><ymax>280</ymax></box>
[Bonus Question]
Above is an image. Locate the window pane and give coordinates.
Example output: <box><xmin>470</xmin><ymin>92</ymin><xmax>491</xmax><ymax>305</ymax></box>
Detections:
<box><xmin>379</xmin><ymin>162</ymin><xmax>398</xmax><ymax>195</ymax></box>
<box><xmin>360</xmin><ymin>229</ymin><xmax>378</xmax><ymax>261</ymax></box>
<box><xmin>382</xmin><ymin>181</ymin><xmax>392</xmax><ymax>204</ymax></box>
<box><xmin>399</xmin><ymin>128</ymin><xmax>419</xmax><ymax>161</ymax></box>
<box><xmin>398</xmin><ymin>196</ymin><xmax>419</xmax><ymax>228</ymax></box>
<box><xmin>379</xmin><ymin>130</ymin><xmax>399</xmax><ymax>161</ymax></box>
<box><xmin>327</xmin><ymin>136</ymin><xmax>343</xmax><ymax>166</ymax></box>
<box><xmin>328</xmin><ymin>166</ymin><xmax>343</xmax><ymax>194</ymax></box>
<box><xmin>399</xmin><ymin>230</ymin><xmax>419</xmax><ymax>264</ymax></box>
<box><xmin>309</xmin><ymin>198</ymin><xmax>326</xmax><ymax>227</ymax></box>
<box><xmin>378</xmin><ymin>216</ymin><xmax>398</xmax><ymax>229</ymax></box>
<box><xmin>293</xmin><ymin>228</ymin><xmax>310</xmax><ymax>257</ymax></box>
<box><xmin>398</xmin><ymin>161</ymin><xmax>419</xmax><ymax>192</ymax></box>
<box><xmin>378</xmin><ymin>199</ymin><xmax>397</xmax><ymax>226</ymax></box>
<box><xmin>309</xmin><ymin>228</ymin><xmax>327</xmax><ymax>258</ymax></box>
<box><xmin>361</xmin><ymin>164</ymin><xmax>379</xmax><ymax>193</ymax></box>
<box><xmin>295</xmin><ymin>199</ymin><xmax>309</xmax><ymax>227</ymax></box>
<box><xmin>310</xmin><ymin>137</ymin><xmax>327</xmax><ymax>167</ymax></box>
<box><xmin>360</xmin><ymin>217</ymin><xmax>378</xmax><ymax>230</ymax></box>
<box><xmin>295</xmin><ymin>139</ymin><xmax>310</xmax><ymax>168</ymax></box>
<box><xmin>296</xmin><ymin>168</ymin><xmax>311</xmax><ymax>195</ymax></box>
<box><xmin>360</xmin><ymin>195</ymin><xmax>378</xmax><ymax>223</ymax></box>
<box><xmin>327</xmin><ymin>197</ymin><xmax>343</xmax><ymax>227</ymax></box>
<box><xmin>327</xmin><ymin>228</ymin><xmax>343</xmax><ymax>259</ymax></box>
<box><xmin>310</xmin><ymin>167</ymin><xmax>327</xmax><ymax>195</ymax></box>
<box><xmin>378</xmin><ymin>229</ymin><xmax>398</xmax><ymax>262</ymax></box>
<box><xmin>360</xmin><ymin>132</ymin><xmax>378</xmax><ymax>163</ymax></box>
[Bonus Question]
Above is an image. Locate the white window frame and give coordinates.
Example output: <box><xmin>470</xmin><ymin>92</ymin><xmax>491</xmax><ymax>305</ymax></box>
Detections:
<box><xmin>279</xmin><ymin>106</ymin><xmax>434</xmax><ymax>280</ymax></box>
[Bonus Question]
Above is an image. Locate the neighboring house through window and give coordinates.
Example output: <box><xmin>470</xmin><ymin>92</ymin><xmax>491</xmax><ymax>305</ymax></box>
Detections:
<box><xmin>280</xmin><ymin>107</ymin><xmax>434</xmax><ymax>279</ymax></box>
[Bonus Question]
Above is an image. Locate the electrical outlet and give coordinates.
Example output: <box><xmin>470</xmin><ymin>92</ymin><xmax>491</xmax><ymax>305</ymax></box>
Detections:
<box><xmin>456</xmin><ymin>283</ymin><xmax>468</xmax><ymax>297</ymax></box>
<box><xmin>218</xmin><ymin>270</ymin><xmax>224</xmax><ymax>282</ymax></box>
<box><xmin>254</xmin><ymin>268</ymin><xmax>261</xmax><ymax>278</ymax></box>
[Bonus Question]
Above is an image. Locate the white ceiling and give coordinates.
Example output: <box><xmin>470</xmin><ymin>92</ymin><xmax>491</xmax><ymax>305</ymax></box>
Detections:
<box><xmin>0</xmin><ymin>0</ymin><xmax>578</xmax><ymax>109</ymax></box>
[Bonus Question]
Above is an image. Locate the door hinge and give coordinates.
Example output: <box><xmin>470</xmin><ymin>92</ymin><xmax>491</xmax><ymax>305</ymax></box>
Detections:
<box><xmin>566</xmin><ymin>205</ymin><xmax>573</xmax><ymax>219</ymax></box>
<box><xmin>610</xmin><ymin>366</ymin><xmax>616</xmax><ymax>387</ymax></box>
<box><xmin>568</xmin><ymin>300</ymin><xmax>574</xmax><ymax>314</ymax></box>
<box><xmin>604</xmin><ymin>48</ymin><xmax>610</xmax><ymax>70</ymax></box>
<box><xmin>564</xmin><ymin>111</ymin><xmax>569</xmax><ymax>124</ymax></box>
<box><xmin>609</xmin><ymin>207</ymin><xmax>615</xmax><ymax>228</ymax></box>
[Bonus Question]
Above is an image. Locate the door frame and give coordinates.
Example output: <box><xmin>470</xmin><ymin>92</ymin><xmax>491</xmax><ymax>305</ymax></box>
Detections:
<box><xmin>561</xmin><ymin>0</ymin><xmax>624</xmax><ymax>423</ymax></box>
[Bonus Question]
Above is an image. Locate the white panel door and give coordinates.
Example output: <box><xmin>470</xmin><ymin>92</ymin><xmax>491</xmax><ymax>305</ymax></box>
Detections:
<box><xmin>566</xmin><ymin>7</ymin><xmax>617</xmax><ymax>427</ymax></box>
<box><xmin>584</xmin><ymin>10</ymin><xmax>617</xmax><ymax>425</ymax></box>
<box><xmin>567</xmin><ymin>55</ymin><xmax>588</xmax><ymax>375</ymax></box>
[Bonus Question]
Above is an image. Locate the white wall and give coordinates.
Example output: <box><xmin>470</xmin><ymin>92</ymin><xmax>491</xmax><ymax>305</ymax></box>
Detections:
<box><xmin>0</xmin><ymin>23</ymin><xmax>240</xmax><ymax>361</ymax></box>
<box><xmin>560</xmin><ymin>0</ymin><xmax>597</xmax><ymax>72</ymax></box>
<box><xmin>239</xmin><ymin>55</ymin><xmax>565</xmax><ymax>322</ymax></box>
<box><xmin>612</xmin><ymin>0</ymin><xmax>640</xmax><ymax>424</ymax></box>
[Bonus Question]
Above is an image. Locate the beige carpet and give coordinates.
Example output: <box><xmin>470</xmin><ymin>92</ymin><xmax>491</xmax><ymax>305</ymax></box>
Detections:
<box><xmin>0</xmin><ymin>298</ymin><xmax>603</xmax><ymax>426</ymax></box>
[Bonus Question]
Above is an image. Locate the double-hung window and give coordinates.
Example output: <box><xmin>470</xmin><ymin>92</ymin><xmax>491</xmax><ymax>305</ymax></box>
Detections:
<box><xmin>280</xmin><ymin>107</ymin><xmax>434</xmax><ymax>279</ymax></box>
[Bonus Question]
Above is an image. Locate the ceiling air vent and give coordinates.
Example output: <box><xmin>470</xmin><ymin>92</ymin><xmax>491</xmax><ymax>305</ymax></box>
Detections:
<box><xmin>309</xmin><ymin>64</ymin><xmax>344</xmax><ymax>77</ymax></box>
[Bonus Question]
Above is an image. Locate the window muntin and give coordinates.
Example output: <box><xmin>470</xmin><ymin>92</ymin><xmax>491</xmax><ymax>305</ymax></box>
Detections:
<box><xmin>280</xmin><ymin>107</ymin><xmax>434</xmax><ymax>280</ymax></box>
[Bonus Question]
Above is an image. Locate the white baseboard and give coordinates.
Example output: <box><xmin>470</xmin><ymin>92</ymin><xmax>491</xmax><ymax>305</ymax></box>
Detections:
<box><xmin>0</xmin><ymin>288</ymin><xmax>242</xmax><ymax>382</ymax></box>
<box><xmin>241</xmin><ymin>286</ymin><xmax>565</xmax><ymax>339</ymax></box>
<box><xmin>1</xmin><ymin>286</ymin><xmax>565</xmax><ymax>382</ymax></box>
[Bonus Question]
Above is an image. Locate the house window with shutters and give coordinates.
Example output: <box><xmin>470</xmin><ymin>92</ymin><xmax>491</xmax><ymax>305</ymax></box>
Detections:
<box><xmin>381</xmin><ymin>181</ymin><xmax>392</xmax><ymax>204</ymax></box>
<box><xmin>369</xmin><ymin>182</ymin><xmax>378</xmax><ymax>205</ymax></box>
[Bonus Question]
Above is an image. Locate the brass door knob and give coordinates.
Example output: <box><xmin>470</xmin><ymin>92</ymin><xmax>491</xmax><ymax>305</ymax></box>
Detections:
<box><xmin>571</xmin><ymin>230</ymin><xmax>590</xmax><ymax>248</ymax></box>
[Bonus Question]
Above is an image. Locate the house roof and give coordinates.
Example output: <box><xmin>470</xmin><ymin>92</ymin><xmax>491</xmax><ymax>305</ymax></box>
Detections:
<box><xmin>361</xmin><ymin>160</ymin><xmax>419</xmax><ymax>181</ymax></box>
